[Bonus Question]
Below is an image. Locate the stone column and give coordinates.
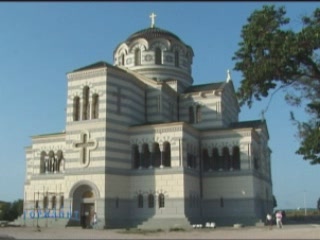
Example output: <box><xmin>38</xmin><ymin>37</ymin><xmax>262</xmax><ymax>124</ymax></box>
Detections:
<box><xmin>148</xmin><ymin>142</ymin><xmax>153</xmax><ymax>169</ymax></box>
<box><xmin>138</xmin><ymin>144</ymin><xmax>142</xmax><ymax>169</ymax></box>
<box><xmin>159</xmin><ymin>143</ymin><xmax>164</xmax><ymax>168</ymax></box>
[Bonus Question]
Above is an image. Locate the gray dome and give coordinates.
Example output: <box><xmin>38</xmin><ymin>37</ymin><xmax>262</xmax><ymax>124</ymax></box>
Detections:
<box><xmin>113</xmin><ymin>25</ymin><xmax>194</xmax><ymax>90</ymax></box>
<box><xmin>126</xmin><ymin>27</ymin><xmax>182</xmax><ymax>43</ymax></box>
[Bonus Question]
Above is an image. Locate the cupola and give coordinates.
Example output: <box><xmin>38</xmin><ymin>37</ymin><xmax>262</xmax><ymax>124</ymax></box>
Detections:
<box><xmin>113</xmin><ymin>13</ymin><xmax>194</xmax><ymax>89</ymax></box>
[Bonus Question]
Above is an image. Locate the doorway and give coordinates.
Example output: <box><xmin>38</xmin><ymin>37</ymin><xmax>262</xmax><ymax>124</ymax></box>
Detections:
<box><xmin>80</xmin><ymin>203</ymin><xmax>94</xmax><ymax>228</ymax></box>
<box><xmin>71</xmin><ymin>184</ymin><xmax>96</xmax><ymax>228</ymax></box>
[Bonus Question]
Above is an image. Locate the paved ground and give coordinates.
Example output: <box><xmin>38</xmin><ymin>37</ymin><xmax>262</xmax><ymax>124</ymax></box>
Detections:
<box><xmin>0</xmin><ymin>224</ymin><xmax>320</xmax><ymax>239</ymax></box>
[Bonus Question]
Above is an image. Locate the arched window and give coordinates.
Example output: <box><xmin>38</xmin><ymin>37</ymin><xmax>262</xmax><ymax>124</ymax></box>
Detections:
<box><xmin>121</xmin><ymin>54</ymin><xmax>125</xmax><ymax>66</ymax></box>
<box><xmin>212</xmin><ymin>148</ymin><xmax>220</xmax><ymax>171</ymax></box>
<box><xmin>222</xmin><ymin>147</ymin><xmax>231</xmax><ymax>170</ymax></box>
<box><xmin>196</xmin><ymin>105</ymin><xmax>201</xmax><ymax>123</ymax></box>
<box><xmin>155</xmin><ymin>47</ymin><xmax>162</xmax><ymax>65</ymax></box>
<box><xmin>43</xmin><ymin>196</ymin><xmax>48</xmax><ymax>210</ymax></box>
<box><xmin>134</xmin><ymin>48</ymin><xmax>141</xmax><ymax>66</ymax></box>
<box><xmin>187</xmin><ymin>152</ymin><xmax>193</xmax><ymax>168</ymax></box>
<box><xmin>132</xmin><ymin>145</ymin><xmax>140</xmax><ymax>169</ymax></box>
<box><xmin>186</xmin><ymin>147</ymin><xmax>196</xmax><ymax>169</ymax></box>
<box><xmin>193</xmin><ymin>154</ymin><xmax>197</xmax><ymax>169</ymax></box>
<box><xmin>152</xmin><ymin>143</ymin><xmax>161</xmax><ymax>167</ymax></box>
<box><xmin>174</xmin><ymin>50</ymin><xmax>179</xmax><ymax>67</ymax></box>
<box><xmin>138</xmin><ymin>194</ymin><xmax>143</xmax><ymax>208</ymax></box>
<box><xmin>202</xmin><ymin>149</ymin><xmax>209</xmax><ymax>171</ymax></box>
<box><xmin>73</xmin><ymin>96</ymin><xmax>80</xmax><ymax>121</ymax></box>
<box><xmin>189</xmin><ymin>106</ymin><xmax>194</xmax><ymax>123</ymax></box>
<box><xmin>162</xmin><ymin>142</ymin><xmax>171</xmax><ymax>167</ymax></box>
<box><xmin>82</xmin><ymin>86</ymin><xmax>90</xmax><ymax>120</ymax></box>
<box><xmin>48</xmin><ymin>150</ymin><xmax>55</xmax><ymax>173</ymax></box>
<box><xmin>56</xmin><ymin>150</ymin><xmax>63</xmax><ymax>172</ymax></box>
<box><xmin>141</xmin><ymin>143</ymin><xmax>150</xmax><ymax>168</ymax></box>
<box><xmin>51</xmin><ymin>196</ymin><xmax>56</xmax><ymax>209</ymax></box>
<box><xmin>91</xmin><ymin>94</ymin><xmax>99</xmax><ymax>119</ymax></box>
<box><xmin>254</xmin><ymin>157</ymin><xmax>259</xmax><ymax>169</ymax></box>
<box><xmin>232</xmin><ymin>146</ymin><xmax>240</xmax><ymax>170</ymax></box>
<box><xmin>148</xmin><ymin>194</ymin><xmax>154</xmax><ymax>208</ymax></box>
<box><xmin>60</xmin><ymin>196</ymin><xmax>64</xmax><ymax>209</ymax></box>
<box><xmin>40</xmin><ymin>151</ymin><xmax>46</xmax><ymax>174</ymax></box>
<box><xmin>158</xmin><ymin>193</ymin><xmax>165</xmax><ymax>208</ymax></box>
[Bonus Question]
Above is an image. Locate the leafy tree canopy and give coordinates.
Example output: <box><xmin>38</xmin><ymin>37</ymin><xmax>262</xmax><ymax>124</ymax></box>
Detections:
<box><xmin>233</xmin><ymin>5</ymin><xmax>320</xmax><ymax>164</ymax></box>
<box><xmin>0</xmin><ymin>199</ymin><xmax>23</xmax><ymax>221</ymax></box>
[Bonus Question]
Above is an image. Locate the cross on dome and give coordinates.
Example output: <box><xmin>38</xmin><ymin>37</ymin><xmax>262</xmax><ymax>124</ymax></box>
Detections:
<box><xmin>150</xmin><ymin>12</ymin><xmax>156</xmax><ymax>28</ymax></box>
<box><xmin>226</xmin><ymin>69</ymin><xmax>232</xmax><ymax>82</ymax></box>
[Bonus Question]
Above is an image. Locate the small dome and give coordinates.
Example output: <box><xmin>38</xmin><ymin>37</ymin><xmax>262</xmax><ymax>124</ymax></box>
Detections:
<box><xmin>113</xmin><ymin>14</ymin><xmax>194</xmax><ymax>90</ymax></box>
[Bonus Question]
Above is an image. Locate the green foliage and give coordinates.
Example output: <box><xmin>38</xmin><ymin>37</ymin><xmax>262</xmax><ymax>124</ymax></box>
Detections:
<box><xmin>233</xmin><ymin>5</ymin><xmax>320</xmax><ymax>164</ymax></box>
<box><xmin>284</xmin><ymin>209</ymin><xmax>320</xmax><ymax>223</ymax></box>
<box><xmin>0</xmin><ymin>199</ymin><xmax>23</xmax><ymax>221</ymax></box>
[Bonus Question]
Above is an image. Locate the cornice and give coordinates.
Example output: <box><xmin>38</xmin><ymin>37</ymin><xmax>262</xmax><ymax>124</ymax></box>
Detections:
<box><xmin>67</xmin><ymin>68</ymin><xmax>107</xmax><ymax>81</ymax></box>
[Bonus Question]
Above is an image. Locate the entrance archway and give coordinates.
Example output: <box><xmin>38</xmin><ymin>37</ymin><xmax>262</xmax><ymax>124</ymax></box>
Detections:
<box><xmin>69</xmin><ymin>181</ymin><xmax>100</xmax><ymax>228</ymax></box>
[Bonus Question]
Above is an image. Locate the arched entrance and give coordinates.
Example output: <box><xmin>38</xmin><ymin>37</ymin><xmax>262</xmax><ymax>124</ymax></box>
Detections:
<box><xmin>69</xmin><ymin>181</ymin><xmax>99</xmax><ymax>228</ymax></box>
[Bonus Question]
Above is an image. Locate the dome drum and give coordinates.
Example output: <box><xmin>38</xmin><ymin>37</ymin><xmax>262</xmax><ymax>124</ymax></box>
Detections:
<box><xmin>113</xmin><ymin>26</ymin><xmax>194</xmax><ymax>88</ymax></box>
<box><xmin>115</xmin><ymin>49</ymin><xmax>192</xmax><ymax>71</ymax></box>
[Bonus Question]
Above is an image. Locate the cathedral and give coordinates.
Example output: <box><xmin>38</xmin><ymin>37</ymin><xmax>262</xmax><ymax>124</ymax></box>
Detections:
<box><xmin>23</xmin><ymin>13</ymin><xmax>273</xmax><ymax>229</ymax></box>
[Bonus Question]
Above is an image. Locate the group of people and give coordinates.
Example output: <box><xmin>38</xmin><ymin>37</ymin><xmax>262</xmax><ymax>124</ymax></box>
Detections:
<box><xmin>266</xmin><ymin>210</ymin><xmax>285</xmax><ymax>229</ymax></box>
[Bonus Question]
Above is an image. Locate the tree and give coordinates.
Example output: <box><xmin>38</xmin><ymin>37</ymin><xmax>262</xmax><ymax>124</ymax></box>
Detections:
<box><xmin>317</xmin><ymin>198</ymin><xmax>320</xmax><ymax>211</ymax></box>
<box><xmin>233</xmin><ymin>5</ymin><xmax>320</xmax><ymax>164</ymax></box>
<box><xmin>0</xmin><ymin>199</ymin><xmax>23</xmax><ymax>221</ymax></box>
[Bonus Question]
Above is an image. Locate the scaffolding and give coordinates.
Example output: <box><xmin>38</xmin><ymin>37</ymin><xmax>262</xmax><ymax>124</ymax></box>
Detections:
<box><xmin>29</xmin><ymin>186</ymin><xmax>65</xmax><ymax>228</ymax></box>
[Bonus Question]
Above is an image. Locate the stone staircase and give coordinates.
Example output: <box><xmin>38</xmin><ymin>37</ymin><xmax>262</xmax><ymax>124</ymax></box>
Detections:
<box><xmin>137</xmin><ymin>217</ymin><xmax>192</xmax><ymax>230</ymax></box>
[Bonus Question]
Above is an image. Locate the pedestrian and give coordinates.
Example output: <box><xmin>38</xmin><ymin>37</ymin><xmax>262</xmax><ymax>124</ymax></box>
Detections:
<box><xmin>93</xmin><ymin>212</ymin><xmax>98</xmax><ymax>229</ymax></box>
<box><xmin>266</xmin><ymin>213</ymin><xmax>273</xmax><ymax>230</ymax></box>
<box><xmin>275</xmin><ymin>210</ymin><xmax>283</xmax><ymax>228</ymax></box>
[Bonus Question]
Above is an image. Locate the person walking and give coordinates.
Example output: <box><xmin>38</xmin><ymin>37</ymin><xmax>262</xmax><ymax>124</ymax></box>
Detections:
<box><xmin>93</xmin><ymin>212</ymin><xmax>98</xmax><ymax>229</ymax></box>
<box><xmin>275</xmin><ymin>210</ymin><xmax>283</xmax><ymax>228</ymax></box>
<box><xmin>266</xmin><ymin>213</ymin><xmax>273</xmax><ymax>230</ymax></box>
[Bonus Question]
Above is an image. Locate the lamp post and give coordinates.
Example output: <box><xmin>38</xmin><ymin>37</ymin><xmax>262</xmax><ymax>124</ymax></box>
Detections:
<box><xmin>36</xmin><ymin>206</ymin><xmax>39</xmax><ymax>229</ymax></box>
<box><xmin>303</xmin><ymin>190</ymin><xmax>307</xmax><ymax>216</ymax></box>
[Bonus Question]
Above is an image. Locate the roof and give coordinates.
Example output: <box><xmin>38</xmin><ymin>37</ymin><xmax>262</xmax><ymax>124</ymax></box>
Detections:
<box><xmin>70</xmin><ymin>61</ymin><xmax>132</xmax><ymax>76</ymax></box>
<box><xmin>32</xmin><ymin>131</ymin><xmax>65</xmax><ymax>138</ymax></box>
<box><xmin>184</xmin><ymin>82</ymin><xmax>225</xmax><ymax>93</ymax></box>
<box><xmin>71</xmin><ymin>61</ymin><xmax>114</xmax><ymax>73</ymax></box>
<box><xmin>126</xmin><ymin>27</ymin><xmax>182</xmax><ymax>43</ymax></box>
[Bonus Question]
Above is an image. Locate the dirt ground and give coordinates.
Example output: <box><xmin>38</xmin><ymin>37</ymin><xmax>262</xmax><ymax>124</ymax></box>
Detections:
<box><xmin>0</xmin><ymin>224</ymin><xmax>320</xmax><ymax>239</ymax></box>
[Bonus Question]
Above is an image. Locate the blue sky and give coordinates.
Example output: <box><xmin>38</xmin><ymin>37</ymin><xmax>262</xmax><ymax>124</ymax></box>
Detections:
<box><xmin>0</xmin><ymin>2</ymin><xmax>319</xmax><ymax>210</ymax></box>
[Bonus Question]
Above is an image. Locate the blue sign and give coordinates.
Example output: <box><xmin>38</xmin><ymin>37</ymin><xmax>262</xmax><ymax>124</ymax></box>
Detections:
<box><xmin>24</xmin><ymin>209</ymin><xmax>80</xmax><ymax>221</ymax></box>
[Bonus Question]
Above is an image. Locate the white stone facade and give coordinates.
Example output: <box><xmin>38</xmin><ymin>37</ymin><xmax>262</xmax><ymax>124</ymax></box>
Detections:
<box><xmin>23</xmin><ymin>23</ymin><xmax>273</xmax><ymax>230</ymax></box>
